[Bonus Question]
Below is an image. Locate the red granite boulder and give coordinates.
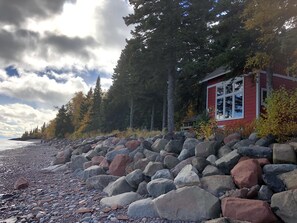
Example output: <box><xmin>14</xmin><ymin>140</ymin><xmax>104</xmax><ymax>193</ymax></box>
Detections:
<box><xmin>231</xmin><ymin>159</ymin><xmax>262</xmax><ymax>188</ymax></box>
<box><xmin>91</xmin><ymin>156</ymin><xmax>105</xmax><ymax>165</ymax></box>
<box><xmin>109</xmin><ymin>154</ymin><xmax>132</xmax><ymax>176</ymax></box>
<box><xmin>125</xmin><ymin>140</ymin><xmax>141</xmax><ymax>151</ymax></box>
<box><xmin>222</xmin><ymin>197</ymin><xmax>277</xmax><ymax>223</ymax></box>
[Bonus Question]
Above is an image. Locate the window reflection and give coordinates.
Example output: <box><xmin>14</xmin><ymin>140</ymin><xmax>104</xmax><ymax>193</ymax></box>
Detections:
<box><xmin>225</xmin><ymin>96</ymin><xmax>233</xmax><ymax>118</ymax></box>
<box><xmin>217</xmin><ymin>85</ymin><xmax>223</xmax><ymax>97</ymax></box>
<box><xmin>216</xmin><ymin>98</ymin><xmax>223</xmax><ymax>119</ymax></box>
<box><xmin>234</xmin><ymin>93</ymin><xmax>243</xmax><ymax>117</ymax></box>
<box><xmin>234</xmin><ymin>80</ymin><xmax>243</xmax><ymax>92</ymax></box>
<box><xmin>225</xmin><ymin>83</ymin><xmax>233</xmax><ymax>94</ymax></box>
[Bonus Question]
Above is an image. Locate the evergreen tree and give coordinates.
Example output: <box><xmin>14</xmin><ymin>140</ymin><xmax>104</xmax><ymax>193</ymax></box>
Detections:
<box><xmin>55</xmin><ymin>105</ymin><xmax>73</xmax><ymax>138</ymax></box>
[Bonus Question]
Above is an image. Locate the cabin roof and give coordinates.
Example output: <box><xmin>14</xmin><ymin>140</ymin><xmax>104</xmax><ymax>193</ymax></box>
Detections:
<box><xmin>200</xmin><ymin>66</ymin><xmax>231</xmax><ymax>83</ymax></box>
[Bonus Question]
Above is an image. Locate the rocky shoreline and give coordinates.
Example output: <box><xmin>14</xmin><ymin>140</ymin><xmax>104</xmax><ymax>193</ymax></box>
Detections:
<box><xmin>1</xmin><ymin>132</ymin><xmax>297</xmax><ymax>222</ymax></box>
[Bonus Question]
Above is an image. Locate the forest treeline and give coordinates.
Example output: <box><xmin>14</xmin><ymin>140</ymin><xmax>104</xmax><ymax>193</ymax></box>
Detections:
<box><xmin>22</xmin><ymin>0</ymin><xmax>297</xmax><ymax>139</ymax></box>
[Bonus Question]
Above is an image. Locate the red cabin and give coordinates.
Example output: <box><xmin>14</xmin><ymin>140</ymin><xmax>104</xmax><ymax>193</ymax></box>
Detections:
<box><xmin>200</xmin><ymin>67</ymin><xmax>297</xmax><ymax>127</ymax></box>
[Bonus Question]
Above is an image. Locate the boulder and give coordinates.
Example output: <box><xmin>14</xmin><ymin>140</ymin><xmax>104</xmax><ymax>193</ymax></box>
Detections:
<box><xmin>134</xmin><ymin>158</ymin><xmax>150</xmax><ymax>171</ymax></box>
<box><xmin>143</xmin><ymin>161</ymin><xmax>163</xmax><ymax>177</ymax></box>
<box><xmin>164</xmin><ymin>140</ymin><xmax>183</xmax><ymax>154</ymax></box>
<box><xmin>233</xmin><ymin>139</ymin><xmax>254</xmax><ymax>150</ymax></box>
<box><xmin>136</xmin><ymin>181</ymin><xmax>149</xmax><ymax>196</ymax></box>
<box><xmin>192</xmin><ymin>157</ymin><xmax>209</xmax><ymax>172</ymax></box>
<box><xmin>125</xmin><ymin>140</ymin><xmax>141</xmax><ymax>151</ymax></box>
<box><xmin>222</xmin><ymin>197</ymin><xmax>277</xmax><ymax>223</ymax></box>
<box><xmin>231</xmin><ymin>159</ymin><xmax>262</xmax><ymax>188</ymax></box>
<box><xmin>108</xmin><ymin>154</ymin><xmax>131</xmax><ymax>176</ymax></box>
<box><xmin>237</xmin><ymin>146</ymin><xmax>272</xmax><ymax>159</ymax></box>
<box><xmin>14</xmin><ymin>177</ymin><xmax>29</xmax><ymax>190</ymax></box>
<box><xmin>85</xmin><ymin>149</ymin><xmax>98</xmax><ymax>160</ymax></box>
<box><xmin>151</xmin><ymin>139</ymin><xmax>169</xmax><ymax>152</ymax></box>
<box><xmin>262</xmin><ymin>173</ymin><xmax>286</xmax><ymax>193</ymax></box>
<box><xmin>224</xmin><ymin>133</ymin><xmax>241</xmax><ymax>145</ymax></box>
<box><xmin>182</xmin><ymin>138</ymin><xmax>200</xmax><ymax>152</ymax></box>
<box><xmin>147</xmin><ymin>178</ymin><xmax>176</xmax><ymax>198</ymax></box>
<box><xmin>171</xmin><ymin>157</ymin><xmax>195</xmax><ymax>177</ymax></box>
<box><xmin>86</xmin><ymin>175</ymin><xmax>119</xmax><ymax>190</ymax></box>
<box><xmin>202</xmin><ymin>165</ymin><xmax>223</xmax><ymax>177</ymax></box>
<box><xmin>217</xmin><ymin>145</ymin><xmax>232</xmax><ymax>158</ymax></box>
<box><xmin>125</xmin><ymin>169</ymin><xmax>144</xmax><ymax>189</ymax></box>
<box><xmin>100</xmin><ymin>192</ymin><xmax>142</xmax><ymax>207</ymax></box>
<box><xmin>255</xmin><ymin>135</ymin><xmax>275</xmax><ymax>147</ymax></box>
<box><xmin>258</xmin><ymin>185</ymin><xmax>273</xmax><ymax>202</ymax></box>
<box><xmin>263</xmin><ymin>164</ymin><xmax>297</xmax><ymax>175</ymax></box>
<box><xmin>70</xmin><ymin>155</ymin><xmax>89</xmax><ymax>171</ymax></box>
<box><xmin>207</xmin><ymin>155</ymin><xmax>217</xmax><ymax>165</ymax></box>
<box><xmin>204</xmin><ymin>217</ymin><xmax>251</xmax><ymax>223</ymax></box>
<box><xmin>83</xmin><ymin>161</ymin><xmax>93</xmax><ymax>170</ymax></box>
<box><xmin>195</xmin><ymin>141</ymin><xmax>220</xmax><ymax>158</ymax></box>
<box><xmin>99</xmin><ymin>158</ymin><xmax>109</xmax><ymax>169</ymax></box>
<box><xmin>278</xmin><ymin>169</ymin><xmax>297</xmax><ymax>189</ymax></box>
<box><xmin>271</xmin><ymin>189</ymin><xmax>297</xmax><ymax>223</ymax></box>
<box><xmin>151</xmin><ymin>169</ymin><xmax>173</xmax><ymax>180</ymax></box>
<box><xmin>163</xmin><ymin>155</ymin><xmax>179</xmax><ymax>169</ymax></box>
<box><xmin>174</xmin><ymin>164</ymin><xmax>200</xmax><ymax>188</ymax></box>
<box><xmin>105</xmin><ymin>148</ymin><xmax>130</xmax><ymax>162</ymax></box>
<box><xmin>273</xmin><ymin>143</ymin><xmax>297</xmax><ymax>164</ymax></box>
<box><xmin>72</xmin><ymin>144</ymin><xmax>92</xmax><ymax>155</ymax></box>
<box><xmin>143</xmin><ymin>149</ymin><xmax>160</xmax><ymax>161</ymax></box>
<box><xmin>200</xmin><ymin>175</ymin><xmax>236</xmax><ymax>197</ymax></box>
<box><xmin>178</xmin><ymin>149</ymin><xmax>193</xmax><ymax>161</ymax></box>
<box><xmin>128</xmin><ymin>198</ymin><xmax>159</xmax><ymax>218</ymax></box>
<box><xmin>103</xmin><ymin>176</ymin><xmax>134</xmax><ymax>196</ymax></box>
<box><xmin>82</xmin><ymin>166</ymin><xmax>106</xmax><ymax>180</ymax></box>
<box><xmin>153</xmin><ymin>186</ymin><xmax>220</xmax><ymax>221</ymax></box>
<box><xmin>215</xmin><ymin>150</ymin><xmax>241</xmax><ymax>174</ymax></box>
<box><xmin>91</xmin><ymin>155</ymin><xmax>105</xmax><ymax>165</ymax></box>
<box><xmin>53</xmin><ymin>147</ymin><xmax>72</xmax><ymax>165</ymax></box>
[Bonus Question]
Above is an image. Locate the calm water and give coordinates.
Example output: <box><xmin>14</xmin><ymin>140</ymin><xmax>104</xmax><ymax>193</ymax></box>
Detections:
<box><xmin>0</xmin><ymin>139</ymin><xmax>36</xmax><ymax>152</ymax></box>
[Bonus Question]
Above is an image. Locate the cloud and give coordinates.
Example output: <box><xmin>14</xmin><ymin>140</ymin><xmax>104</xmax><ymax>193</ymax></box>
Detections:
<box><xmin>0</xmin><ymin>0</ymin><xmax>76</xmax><ymax>26</ymax></box>
<box><xmin>0</xmin><ymin>69</ymin><xmax>90</xmax><ymax>108</ymax></box>
<box><xmin>0</xmin><ymin>103</ymin><xmax>56</xmax><ymax>138</ymax></box>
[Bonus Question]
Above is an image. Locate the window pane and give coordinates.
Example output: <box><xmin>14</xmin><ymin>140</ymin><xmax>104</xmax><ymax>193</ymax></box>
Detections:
<box><xmin>234</xmin><ymin>80</ymin><xmax>243</xmax><ymax>92</ymax></box>
<box><xmin>225</xmin><ymin>82</ymin><xmax>233</xmax><ymax>94</ymax></box>
<box><xmin>225</xmin><ymin>96</ymin><xmax>233</xmax><ymax>118</ymax></box>
<box><xmin>217</xmin><ymin>85</ymin><xmax>223</xmax><ymax>97</ymax></box>
<box><xmin>234</xmin><ymin>93</ymin><xmax>243</xmax><ymax>118</ymax></box>
<box><xmin>216</xmin><ymin>98</ymin><xmax>224</xmax><ymax>120</ymax></box>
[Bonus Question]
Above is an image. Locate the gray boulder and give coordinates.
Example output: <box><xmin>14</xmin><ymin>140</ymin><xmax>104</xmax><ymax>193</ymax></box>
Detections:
<box><xmin>202</xmin><ymin>165</ymin><xmax>223</xmax><ymax>177</ymax></box>
<box><xmin>255</xmin><ymin>135</ymin><xmax>275</xmax><ymax>147</ymax></box>
<box><xmin>200</xmin><ymin>175</ymin><xmax>236</xmax><ymax>197</ymax></box>
<box><xmin>192</xmin><ymin>157</ymin><xmax>209</xmax><ymax>172</ymax></box>
<box><xmin>215</xmin><ymin>150</ymin><xmax>241</xmax><ymax>174</ymax></box>
<box><xmin>86</xmin><ymin>175</ymin><xmax>119</xmax><ymax>190</ymax></box>
<box><xmin>217</xmin><ymin>146</ymin><xmax>232</xmax><ymax>159</ymax></box>
<box><xmin>258</xmin><ymin>185</ymin><xmax>273</xmax><ymax>202</ymax></box>
<box><xmin>153</xmin><ymin>186</ymin><xmax>220</xmax><ymax>221</ymax></box>
<box><xmin>278</xmin><ymin>169</ymin><xmax>297</xmax><ymax>190</ymax></box>
<box><xmin>271</xmin><ymin>189</ymin><xmax>297</xmax><ymax>223</ymax></box>
<box><xmin>207</xmin><ymin>155</ymin><xmax>217</xmax><ymax>165</ymax></box>
<box><xmin>182</xmin><ymin>138</ymin><xmax>200</xmax><ymax>151</ymax></box>
<box><xmin>100</xmin><ymin>192</ymin><xmax>142</xmax><ymax>207</ymax></box>
<box><xmin>237</xmin><ymin>146</ymin><xmax>272</xmax><ymax>159</ymax></box>
<box><xmin>125</xmin><ymin>169</ymin><xmax>144</xmax><ymax>189</ymax></box>
<box><xmin>263</xmin><ymin>164</ymin><xmax>297</xmax><ymax>175</ymax></box>
<box><xmin>151</xmin><ymin>169</ymin><xmax>173</xmax><ymax>180</ymax></box>
<box><xmin>103</xmin><ymin>176</ymin><xmax>134</xmax><ymax>196</ymax></box>
<box><xmin>164</xmin><ymin>140</ymin><xmax>183</xmax><ymax>154</ymax></box>
<box><xmin>273</xmin><ymin>143</ymin><xmax>297</xmax><ymax>164</ymax></box>
<box><xmin>69</xmin><ymin>155</ymin><xmax>88</xmax><ymax>171</ymax></box>
<box><xmin>85</xmin><ymin>149</ymin><xmax>98</xmax><ymax>160</ymax></box>
<box><xmin>171</xmin><ymin>157</ymin><xmax>195</xmax><ymax>177</ymax></box>
<box><xmin>174</xmin><ymin>164</ymin><xmax>200</xmax><ymax>188</ymax></box>
<box><xmin>178</xmin><ymin>149</ymin><xmax>194</xmax><ymax>161</ymax></box>
<box><xmin>163</xmin><ymin>155</ymin><xmax>179</xmax><ymax>169</ymax></box>
<box><xmin>136</xmin><ymin>181</ymin><xmax>149</xmax><ymax>196</ymax></box>
<box><xmin>233</xmin><ymin>139</ymin><xmax>254</xmax><ymax>150</ymax></box>
<box><xmin>147</xmin><ymin>178</ymin><xmax>176</xmax><ymax>198</ymax></box>
<box><xmin>143</xmin><ymin>161</ymin><xmax>163</xmax><ymax>177</ymax></box>
<box><xmin>195</xmin><ymin>141</ymin><xmax>220</xmax><ymax>158</ymax></box>
<box><xmin>82</xmin><ymin>166</ymin><xmax>106</xmax><ymax>180</ymax></box>
<box><xmin>151</xmin><ymin>139</ymin><xmax>169</xmax><ymax>152</ymax></box>
<box><xmin>53</xmin><ymin>147</ymin><xmax>72</xmax><ymax>165</ymax></box>
<box><xmin>143</xmin><ymin>149</ymin><xmax>160</xmax><ymax>161</ymax></box>
<box><xmin>128</xmin><ymin>198</ymin><xmax>159</xmax><ymax>218</ymax></box>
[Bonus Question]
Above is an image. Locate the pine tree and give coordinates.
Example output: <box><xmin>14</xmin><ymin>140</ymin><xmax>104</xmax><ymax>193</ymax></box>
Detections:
<box><xmin>55</xmin><ymin>105</ymin><xmax>73</xmax><ymax>138</ymax></box>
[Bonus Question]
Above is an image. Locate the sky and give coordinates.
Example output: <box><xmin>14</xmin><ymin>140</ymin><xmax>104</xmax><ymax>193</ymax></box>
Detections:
<box><xmin>0</xmin><ymin>0</ymin><xmax>132</xmax><ymax>138</ymax></box>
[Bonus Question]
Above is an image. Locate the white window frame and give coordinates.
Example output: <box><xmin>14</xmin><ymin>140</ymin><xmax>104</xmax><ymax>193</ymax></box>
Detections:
<box><xmin>215</xmin><ymin>77</ymin><xmax>244</xmax><ymax>121</ymax></box>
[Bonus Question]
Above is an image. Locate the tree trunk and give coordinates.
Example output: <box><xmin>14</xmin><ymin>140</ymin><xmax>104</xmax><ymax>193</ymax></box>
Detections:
<box><xmin>266</xmin><ymin>67</ymin><xmax>273</xmax><ymax>96</ymax></box>
<box><xmin>162</xmin><ymin>93</ymin><xmax>166</xmax><ymax>132</ymax></box>
<box><xmin>167</xmin><ymin>68</ymin><xmax>175</xmax><ymax>134</ymax></box>
<box><xmin>129</xmin><ymin>98</ymin><xmax>134</xmax><ymax>129</ymax></box>
<box><xmin>150</xmin><ymin>103</ymin><xmax>155</xmax><ymax>131</ymax></box>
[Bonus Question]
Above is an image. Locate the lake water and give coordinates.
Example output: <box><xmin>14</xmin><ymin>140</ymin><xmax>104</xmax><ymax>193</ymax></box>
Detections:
<box><xmin>0</xmin><ymin>139</ymin><xmax>37</xmax><ymax>152</ymax></box>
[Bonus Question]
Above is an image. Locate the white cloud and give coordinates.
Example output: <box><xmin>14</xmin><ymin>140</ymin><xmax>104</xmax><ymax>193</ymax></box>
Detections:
<box><xmin>0</xmin><ymin>103</ymin><xmax>56</xmax><ymax>138</ymax></box>
<box><xmin>0</xmin><ymin>69</ymin><xmax>90</xmax><ymax>108</ymax></box>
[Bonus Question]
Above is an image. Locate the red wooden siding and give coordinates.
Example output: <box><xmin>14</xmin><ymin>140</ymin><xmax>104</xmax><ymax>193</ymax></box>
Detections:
<box><xmin>207</xmin><ymin>86</ymin><xmax>216</xmax><ymax>117</ymax></box>
<box><xmin>260</xmin><ymin>73</ymin><xmax>297</xmax><ymax>90</ymax></box>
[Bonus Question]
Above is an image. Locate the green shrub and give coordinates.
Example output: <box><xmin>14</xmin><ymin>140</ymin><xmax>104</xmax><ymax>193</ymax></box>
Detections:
<box><xmin>256</xmin><ymin>87</ymin><xmax>297</xmax><ymax>141</ymax></box>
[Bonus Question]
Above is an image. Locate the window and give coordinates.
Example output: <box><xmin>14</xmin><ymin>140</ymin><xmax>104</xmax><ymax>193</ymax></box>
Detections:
<box><xmin>261</xmin><ymin>88</ymin><xmax>267</xmax><ymax>105</ymax></box>
<box><xmin>216</xmin><ymin>77</ymin><xmax>244</xmax><ymax>120</ymax></box>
